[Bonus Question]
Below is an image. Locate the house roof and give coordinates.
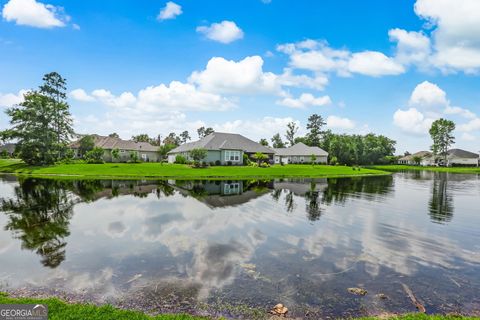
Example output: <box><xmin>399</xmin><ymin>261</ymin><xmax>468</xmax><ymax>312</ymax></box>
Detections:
<box><xmin>168</xmin><ymin>132</ymin><xmax>274</xmax><ymax>154</ymax></box>
<box><xmin>0</xmin><ymin>143</ymin><xmax>17</xmax><ymax>154</ymax></box>
<box><xmin>448</xmin><ymin>148</ymin><xmax>479</xmax><ymax>159</ymax></box>
<box><xmin>273</xmin><ymin>142</ymin><xmax>328</xmax><ymax>157</ymax></box>
<box><xmin>70</xmin><ymin>135</ymin><xmax>158</xmax><ymax>152</ymax></box>
<box><xmin>399</xmin><ymin>151</ymin><xmax>432</xmax><ymax>161</ymax></box>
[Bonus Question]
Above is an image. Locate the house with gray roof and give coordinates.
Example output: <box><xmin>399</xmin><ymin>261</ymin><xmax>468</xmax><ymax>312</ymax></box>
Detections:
<box><xmin>444</xmin><ymin>149</ymin><xmax>479</xmax><ymax>166</ymax></box>
<box><xmin>70</xmin><ymin>134</ymin><xmax>160</xmax><ymax>162</ymax></box>
<box><xmin>167</xmin><ymin>132</ymin><xmax>274</xmax><ymax>165</ymax></box>
<box><xmin>273</xmin><ymin>142</ymin><xmax>328</xmax><ymax>164</ymax></box>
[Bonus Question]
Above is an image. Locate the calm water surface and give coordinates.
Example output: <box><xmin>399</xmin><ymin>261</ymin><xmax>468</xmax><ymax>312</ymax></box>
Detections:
<box><xmin>0</xmin><ymin>172</ymin><xmax>479</xmax><ymax>318</ymax></box>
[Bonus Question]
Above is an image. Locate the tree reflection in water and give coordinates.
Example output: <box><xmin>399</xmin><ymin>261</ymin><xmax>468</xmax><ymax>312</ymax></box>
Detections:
<box><xmin>305</xmin><ymin>181</ymin><xmax>322</xmax><ymax>221</ymax></box>
<box><xmin>1</xmin><ymin>178</ymin><xmax>76</xmax><ymax>268</ymax></box>
<box><xmin>428</xmin><ymin>173</ymin><xmax>454</xmax><ymax>224</ymax></box>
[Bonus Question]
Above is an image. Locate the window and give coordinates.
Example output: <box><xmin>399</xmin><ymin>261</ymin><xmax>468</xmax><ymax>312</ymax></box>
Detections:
<box><xmin>120</xmin><ymin>149</ymin><xmax>125</xmax><ymax>153</ymax></box>
<box><xmin>141</xmin><ymin>153</ymin><xmax>147</xmax><ymax>160</ymax></box>
<box><xmin>300</xmin><ymin>156</ymin><xmax>304</xmax><ymax>163</ymax></box>
<box><xmin>225</xmin><ymin>150</ymin><xmax>240</xmax><ymax>162</ymax></box>
<box><xmin>224</xmin><ymin>183</ymin><xmax>240</xmax><ymax>194</ymax></box>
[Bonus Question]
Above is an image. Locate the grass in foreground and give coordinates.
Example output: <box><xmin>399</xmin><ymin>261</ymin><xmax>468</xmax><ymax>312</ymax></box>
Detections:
<box><xmin>0</xmin><ymin>293</ymin><xmax>208</xmax><ymax>320</ymax></box>
<box><xmin>0</xmin><ymin>293</ymin><xmax>478</xmax><ymax>320</ymax></box>
<box><xmin>369</xmin><ymin>165</ymin><xmax>480</xmax><ymax>174</ymax></box>
<box><xmin>0</xmin><ymin>159</ymin><xmax>389</xmax><ymax>180</ymax></box>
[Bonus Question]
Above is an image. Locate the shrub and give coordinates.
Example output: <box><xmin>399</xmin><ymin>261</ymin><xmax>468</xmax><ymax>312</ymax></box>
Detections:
<box><xmin>0</xmin><ymin>149</ymin><xmax>9</xmax><ymax>159</ymax></box>
<box><xmin>215</xmin><ymin>160</ymin><xmax>221</xmax><ymax>166</ymax></box>
<box><xmin>243</xmin><ymin>153</ymin><xmax>251</xmax><ymax>166</ymax></box>
<box><xmin>62</xmin><ymin>148</ymin><xmax>75</xmax><ymax>164</ymax></box>
<box><xmin>329</xmin><ymin>156</ymin><xmax>338</xmax><ymax>166</ymax></box>
<box><xmin>259</xmin><ymin>162</ymin><xmax>270</xmax><ymax>168</ymax></box>
<box><xmin>227</xmin><ymin>161</ymin><xmax>232</xmax><ymax>166</ymax></box>
<box><xmin>189</xmin><ymin>148</ymin><xmax>207</xmax><ymax>163</ymax></box>
<box><xmin>84</xmin><ymin>147</ymin><xmax>104</xmax><ymax>164</ymax></box>
<box><xmin>209</xmin><ymin>161</ymin><xmax>215</xmax><ymax>166</ymax></box>
<box><xmin>111</xmin><ymin>148</ymin><xmax>120</xmax><ymax>162</ymax></box>
<box><xmin>175</xmin><ymin>155</ymin><xmax>187</xmax><ymax>164</ymax></box>
<box><xmin>129</xmin><ymin>151</ymin><xmax>140</xmax><ymax>163</ymax></box>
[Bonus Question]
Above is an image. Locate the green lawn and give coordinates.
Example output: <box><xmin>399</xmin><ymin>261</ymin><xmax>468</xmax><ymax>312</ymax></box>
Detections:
<box><xmin>0</xmin><ymin>159</ymin><xmax>389</xmax><ymax>180</ymax></box>
<box><xmin>0</xmin><ymin>293</ymin><xmax>478</xmax><ymax>320</ymax></box>
<box><xmin>369</xmin><ymin>164</ymin><xmax>480</xmax><ymax>174</ymax></box>
<box><xmin>0</xmin><ymin>293</ymin><xmax>208</xmax><ymax>320</ymax></box>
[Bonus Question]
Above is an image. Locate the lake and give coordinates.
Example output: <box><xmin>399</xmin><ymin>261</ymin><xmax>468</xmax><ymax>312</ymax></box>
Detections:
<box><xmin>0</xmin><ymin>172</ymin><xmax>479</xmax><ymax>318</ymax></box>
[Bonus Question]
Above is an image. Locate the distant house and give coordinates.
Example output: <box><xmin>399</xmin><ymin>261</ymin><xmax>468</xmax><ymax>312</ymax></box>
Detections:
<box><xmin>398</xmin><ymin>149</ymin><xmax>479</xmax><ymax>167</ymax></box>
<box><xmin>167</xmin><ymin>132</ymin><xmax>274</xmax><ymax>165</ymax></box>
<box><xmin>398</xmin><ymin>151</ymin><xmax>434</xmax><ymax>166</ymax></box>
<box><xmin>0</xmin><ymin>143</ymin><xmax>17</xmax><ymax>157</ymax></box>
<box><xmin>444</xmin><ymin>149</ymin><xmax>479</xmax><ymax>167</ymax></box>
<box><xmin>70</xmin><ymin>134</ymin><xmax>159</xmax><ymax>162</ymax></box>
<box><xmin>273</xmin><ymin>142</ymin><xmax>328</xmax><ymax>164</ymax></box>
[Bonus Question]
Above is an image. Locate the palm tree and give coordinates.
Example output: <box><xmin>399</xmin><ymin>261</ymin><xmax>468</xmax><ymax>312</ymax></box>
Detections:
<box><xmin>253</xmin><ymin>152</ymin><xmax>268</xmax><ymax>165</ymax></box>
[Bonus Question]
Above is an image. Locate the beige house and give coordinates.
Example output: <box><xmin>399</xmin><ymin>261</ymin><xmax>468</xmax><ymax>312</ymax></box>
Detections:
<box><xmin>71</xmin><ymin>135</ymin><xmax>160</xmax><ymax>162</ymax></box>
<box><xmin>399</xmin><ymin>149</ymin><xmax>479</xmax><ymax>167</ymax></box>
<box><xmin>273</xmin><ymin>142</ymin><xmax>328</xmax><ymax>164</ymax></box>
<box><xmin>398</xmin><ymin>151</ymin><xmax>434</xmax><ymax>166</ymax></box>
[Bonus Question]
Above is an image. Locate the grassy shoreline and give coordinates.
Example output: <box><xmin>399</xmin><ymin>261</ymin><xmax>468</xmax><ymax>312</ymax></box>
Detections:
<box><xmin>0</xmin><ymin>159</ymin><xmax>390</xmax><ymax>180</ymax></box>
<box><xmin>369</xmin><ymin>165</ymin><xmax>480</xmax><ymax>174</ymax></box>
<box><xmin>0</xmin><ymin>293</ymin><xmax>478</xmax><ymax>320</ymax></box>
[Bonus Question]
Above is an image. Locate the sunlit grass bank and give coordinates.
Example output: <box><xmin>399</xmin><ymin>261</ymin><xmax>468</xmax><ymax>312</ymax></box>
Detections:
<box><xmin>0</xmin><ymin>159</ymin><xmax>389</xmax><ymax>180</ymax></box>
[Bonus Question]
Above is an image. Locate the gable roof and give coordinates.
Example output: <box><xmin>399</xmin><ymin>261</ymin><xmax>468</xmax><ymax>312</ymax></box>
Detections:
<box><xmin>448</xmin><ymin>148</ymin><xmax>479</xmax><ymax>159</ymax></box>
<box><xmin>399</xmin><ymin>151</ymin><xmax>432</xmax><ymax>161</ymax></box>
<box><xmin>274</xmin><ymin>142</ymin><xmax>328</xmax><ymax>156</ymax></box>
<box><xmin>169</xmin><ymin>132</ymin><xmax>274</xmax><ymax>154</ymax></box>
<box><xmin>70</xmin><ymin>135</ymin><xmax>158</xmax><ymax>152</ymax></box>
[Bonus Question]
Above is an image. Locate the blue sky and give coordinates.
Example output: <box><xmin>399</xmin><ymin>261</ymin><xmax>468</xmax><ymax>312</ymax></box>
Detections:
<box><xmin>1</xmin><ymin>0</ymin><xmax>480</xmax><ymax>154</ymax></box>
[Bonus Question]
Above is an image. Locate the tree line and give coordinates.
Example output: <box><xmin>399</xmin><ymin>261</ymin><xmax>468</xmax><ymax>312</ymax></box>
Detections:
<box><xmin>1</xmin><ymin>72</ymin><xmax>457</xmax><ymax>167</ymax></box>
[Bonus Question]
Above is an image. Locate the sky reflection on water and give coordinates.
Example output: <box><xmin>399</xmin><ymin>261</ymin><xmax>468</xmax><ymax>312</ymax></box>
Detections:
<box><xmin>0</xmin><ymin>172</ymin><xmax>479</xmax><ymax>318</ymax></box>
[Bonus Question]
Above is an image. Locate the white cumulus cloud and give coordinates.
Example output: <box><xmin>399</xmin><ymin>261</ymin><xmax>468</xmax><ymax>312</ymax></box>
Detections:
<box><xmin>277</xmin><ymin>93</ymin><xmax>331</xmax><ymax>109</ymax></box>
<box><xmin>326</xmin><ymin>115</ymin><xmax>356</xmax><ymax>130</ymax></box>
<box><xmin>189</xmin><ymin>56</ymin><xmax>278</xmax><ymax>94</ymax></box>
<box><xmin>196</xmin><ymin>20</ymin><xmax>244</xmax><ymax>44</ymax></box>
<box><xmin>348</xmin><ymin>51</ymin><xmax>405</xmax><ymax>77</ymax></box>
<box><xmin>0</xmin><ymin>90</ymin><xmax>27</xmax><ymax>107</ymax></box>
<box><xmin>393</xmin><ymin>107</ymin><xmax>434</xmax><ymax>135</ymax></box>
<box><xmin>157</xmin><ymin>1</ymin><xmax>182</xmax><ymax>21</ymax></box>
<box><xmin>70</xmin><ymin>89</ymin><xmax>95</xmax><ymax>102</ymax></box>
<box><xmin>414</xmin><ymin>0</ymin><xmax>480</xmax><ymax>73</ymax></box>
<box><xmin>2</xmin><ymin>0</ymin><xmax>68</xmax><ymax>28</ymax></box>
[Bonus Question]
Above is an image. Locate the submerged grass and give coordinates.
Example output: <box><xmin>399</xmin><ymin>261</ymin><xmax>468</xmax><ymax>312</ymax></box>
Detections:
<box><xmin>369</xmin><ymin>165</ymin><xmax>480</xmax><ymax>174</ymax></box>
<box><xmin>0</xmin><ymin>159</ymin><xmax>389</xmax><ymax>180</ymax></box>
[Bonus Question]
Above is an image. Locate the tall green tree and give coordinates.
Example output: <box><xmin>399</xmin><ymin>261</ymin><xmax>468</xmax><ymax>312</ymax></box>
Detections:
<box><xmin>180</xmin><ymin>130</ymin><xmax>191</xmax><ymax>144</ymax></box>
<box><xmin>108</xmin><ymin>132</ymin><xmax>119</xmax><ymax>138</ymax></box>
<box><xmin>285</xmin><ymin>121</ymin><xmax>299</xmax><ymax>146</ymax></box>
<box><xmin>197</xmin><ymin>126</ymin><xmax>214</xmax><ymax>139</ymax></box>
<box><xmin>163</xmin><ymin>132</ymin><xmax>181</xmax><ymax>146</ymax></box>
<box><xmin>306</xmin><ymin>114</ymin><xmax>326</xmax><ymax>147</ymax></box>
<box><xmin>78</xmin><ymin>135</ymin><xmax>95</xmax><ymax>158</ymax></box>
<box><xmin>259</xmin><ymin>138</ymin><xmax>269</xmax><ymax>146</ymax></box>
<box><xmin>271</xmin><ymin>133</ymin><xmax>286</xmax><ymax>148</ymax></box>
<box><xmin>131</xmin><ymin>134</ymin><xmax>152</xmax><ymax>143</ymax></box>
<box><xmin>429</xmin><ymin>118</ymin><xmax>455</xmax><ymax>164</ymax></box>
<box><xmin>1</xmin><ymin>73</ymin><xmax>74</xmax><ymax>165</ymax></box>
<box><xmin>39</xmin><ymin>72</ymin><xmax>72</xmax><ymax>146</ymax></box>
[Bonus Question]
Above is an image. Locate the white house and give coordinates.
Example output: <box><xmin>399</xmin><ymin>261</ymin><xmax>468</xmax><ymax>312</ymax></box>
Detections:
<box><xmin>273</xmin><ymin>142</ymin><xmax>328</xmax><ymax>164</ymax></box>
<box><xmin>445</xmin><ymin>149</ymin><xmax>479</xmax><ymax>166</ymax></box>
